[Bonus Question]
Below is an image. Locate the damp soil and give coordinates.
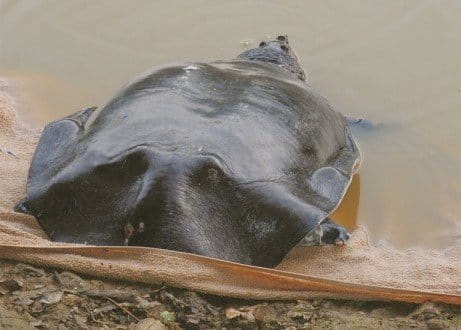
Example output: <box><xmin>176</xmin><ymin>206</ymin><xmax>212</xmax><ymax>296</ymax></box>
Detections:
<box><xmin>1</xmin><ymin>259</ymin><xmax>459</xmax><ymax>329</ymax></box>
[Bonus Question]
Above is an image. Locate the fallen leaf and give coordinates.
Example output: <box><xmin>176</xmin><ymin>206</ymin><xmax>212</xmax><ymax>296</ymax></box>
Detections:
<box><xmin>135</xmin><ymin>297</ymin><xmax>161</xmax><ymax>310</ymax></box>
<box><xmin>18</xmin><ymin>265</ymin><xmax>45</xmax><ymax>277</ymax></box>
<box><xmin>159</xmin><ymin>311</ymin><xmax>174</xmax><ymax>322</ymax></box>
<box><xmin>15</xmin><ymin>296</ymin><xmax>34</xmax><ymax>306</ymax></box>
<box><xmin>225</xmin><ymin>307</ymin><xmax>256</xmax><ymax>322</ymax></box>
<box><xmin>225</xmin><ymin>307</ymin><xmax>241</xmax><ymax>319</ymax></box>
<box><xmin>242</xmin><ymin>311</ymin><xmax>256</xmax><ymax>322</ymax></box>
<box><xmin>39</xmin><ymin>291</ymin><xmax>63</xmax><ymax>304</ymax></box>
<box><xmin>30</xmin><ymin>301</ymin><xmax>44</xmax><ymax>313</ymax></box>
<box><xmin>134</xmin><ymin>318</ymin><xmax>167</xmax><ymax>330</ymax></box>
<box><xmin>0</xmin><ymin>279</ymin><xmax>23</xmax><ymax>293</ymax></box>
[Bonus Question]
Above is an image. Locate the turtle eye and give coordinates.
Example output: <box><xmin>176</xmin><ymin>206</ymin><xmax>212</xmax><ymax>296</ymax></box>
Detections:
<box><xmin>95</xmin><ymin>151</ymin><xmax>149</xmax><ymax>182</ymax></box>
<box><xmin>191</xmin><ymin>162</ymin><xmax>223</xmax><ymax>185</ymax></box>
<box><xmin>277</xmin><ymin>35</ymin><xmax>287</xmax><ymax>42</ymax></box>
<box><xmin>259</xmin><ymin>41</ymin><xmax>267</xmax><ymax>47</ymax></box>
<box><xmin>280</xmin><ymin>45</ymin><xmax>289</xmax><ymax>52</ymax></box>
<box><xmin>189</xmin><ymin>155</ymin><xmax>227</xmax><ymax>185</ymax></box>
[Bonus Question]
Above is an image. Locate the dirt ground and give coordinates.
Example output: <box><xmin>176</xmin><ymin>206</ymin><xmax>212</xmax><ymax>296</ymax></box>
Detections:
<box><xmin>0</xmin><ymin>260</ymin><xmax>459</xmax><ymax>329</ymax></box>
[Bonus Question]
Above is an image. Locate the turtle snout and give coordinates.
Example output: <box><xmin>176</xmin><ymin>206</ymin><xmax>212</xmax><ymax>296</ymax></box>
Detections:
<box><xmin>259</xmin><ymin>41</ymin><xmax>289</xmax><ymax>53</ymax></box>
<box><xmin>276</xmin><ymin>35</ymin><xmax>288</xmax><ymax>42</ymax></box>
<box><xmin>259</xmin><ymin>35</ymin><xmax>290</xmax><ymax>53</ymax></box>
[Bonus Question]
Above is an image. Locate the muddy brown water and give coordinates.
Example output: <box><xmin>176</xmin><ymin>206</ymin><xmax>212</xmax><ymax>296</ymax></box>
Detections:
<box><xmin>1</xmin><ymin>0</ymin><xmax>460</xmax><ymax>250</ymax></box>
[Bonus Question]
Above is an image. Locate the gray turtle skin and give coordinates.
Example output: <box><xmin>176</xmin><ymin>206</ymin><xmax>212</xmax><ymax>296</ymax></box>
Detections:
<box><xmin>15</xmin><ymin>36</ymin><xmax>360</xmax><ymax>268</ymax></box>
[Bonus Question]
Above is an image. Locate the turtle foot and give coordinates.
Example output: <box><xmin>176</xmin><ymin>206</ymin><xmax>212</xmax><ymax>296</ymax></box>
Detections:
<box><xmin>300</xmin><ymin>218</ymin><xmax>350</xmax><ymax>246</ymax></box>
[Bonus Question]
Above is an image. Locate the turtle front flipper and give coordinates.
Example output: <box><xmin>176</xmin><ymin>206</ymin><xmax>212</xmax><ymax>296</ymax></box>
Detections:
<box><xmin>14</xmin><ymin>198</ymin><xmax>32</xmax><ymax>214</ymax></box>
<box><xmin>27</xmin><ymin>106</ymin><xmax>96</xmax><ymax>180</ymax></box>
<box><xmin>240</xmin><ymin>182</ymin><xmax>331</xmax><ymax>267</ymax></box>
<box><xmin>14</xmin><ymin>107</ymin><xmax>97</xmax><ymax>215</ymax></box>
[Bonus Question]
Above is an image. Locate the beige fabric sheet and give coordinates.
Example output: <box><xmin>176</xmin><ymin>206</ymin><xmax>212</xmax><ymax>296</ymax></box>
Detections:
<box><xmin>0</xmin><ymin>85</ymin><xmax>460</xmax><ymax>305</ymax></box>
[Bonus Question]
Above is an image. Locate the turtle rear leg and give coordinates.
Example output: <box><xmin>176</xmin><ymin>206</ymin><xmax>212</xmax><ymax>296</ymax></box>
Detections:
<box><xmin>300</xmin><ymin>218</ymin><xmax>350</xmax><ymax>246</ymax></box>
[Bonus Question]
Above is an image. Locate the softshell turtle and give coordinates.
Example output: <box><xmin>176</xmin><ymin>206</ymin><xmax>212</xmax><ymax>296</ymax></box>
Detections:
<box><xmin>16</xmin><ymin>36</ymin><xmax>361</xmax><ymax>268</ymax></box>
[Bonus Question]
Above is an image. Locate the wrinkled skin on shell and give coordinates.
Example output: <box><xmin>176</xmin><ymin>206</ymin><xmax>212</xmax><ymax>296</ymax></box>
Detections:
<box><xmin>16</xmin><ymin>36</ymin><xmax>360</xmax><ymax>268</ymax></box>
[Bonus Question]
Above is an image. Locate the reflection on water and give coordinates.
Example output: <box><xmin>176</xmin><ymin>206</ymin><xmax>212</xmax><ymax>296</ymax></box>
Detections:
<box><xmin>1</xmin><ymin>0</ymin><xmax>460</xmax><ymax>249</ymax></box>
<box><xmin>330</xmin><ymin>175</ymin><xmax>360</xmax><ymax>231</ymax></box>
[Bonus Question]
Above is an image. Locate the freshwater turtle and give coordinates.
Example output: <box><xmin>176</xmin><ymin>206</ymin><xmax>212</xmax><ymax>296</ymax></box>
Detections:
<box><xmin>15</xmin><ymin>36</ymin><xmax>361</xmax><ymax>268</ymax></box>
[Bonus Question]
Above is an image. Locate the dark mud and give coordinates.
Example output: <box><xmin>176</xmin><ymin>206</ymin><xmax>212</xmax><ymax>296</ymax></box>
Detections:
<box><xmin>0</xmin><ymin>260</ymin><xmax>459</xmax><ymax>329</ymax></box>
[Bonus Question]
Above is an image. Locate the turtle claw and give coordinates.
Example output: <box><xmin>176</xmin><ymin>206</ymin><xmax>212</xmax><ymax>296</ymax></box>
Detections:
<box><xmin>333</xmin><ymin>227</ymin><xmax>350</xmax><ymax>245</ymax></box>
<box><xmin>123</xmin><ymin>224</ymin><xmax>134</xmax><ymax>246</ymax></box>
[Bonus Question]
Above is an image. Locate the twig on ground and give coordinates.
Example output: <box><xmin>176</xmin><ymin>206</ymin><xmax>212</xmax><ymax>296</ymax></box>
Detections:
<box><xmin>84</xmin><ymin>289</ymin><xmax>137</xmax><ymax>303</ymax></box>
<box><xmin>105</xmin><ymin>296</ymin><xmax>140</xmax><ymax>322</ymax></box>
<box><xmin>53</xmin><ymin>271</ymin><xmax>63</xmax><ymax>286</ymax></box>
<box><xmin>92</xmin><ymin>319</ymin><xmax>126</xmax><ymax>329</ymax></box>
<box><xmin>93</xmin><ymin>305</ymin><xmax>118</xmax><ymax>315</ymax></box>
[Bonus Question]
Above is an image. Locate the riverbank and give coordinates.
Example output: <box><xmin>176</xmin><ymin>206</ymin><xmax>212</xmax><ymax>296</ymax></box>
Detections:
<box><xmin>1</xmin><ymin>260</ymin><xmax>460</xmax><ymax>329</ymax></box>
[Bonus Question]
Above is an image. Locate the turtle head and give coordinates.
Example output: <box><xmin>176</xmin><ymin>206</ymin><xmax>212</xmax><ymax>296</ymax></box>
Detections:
<box><xmin>237</xmin><ymin>35</ymin><xmax>306</xmax><ymax>81</ymax></box>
